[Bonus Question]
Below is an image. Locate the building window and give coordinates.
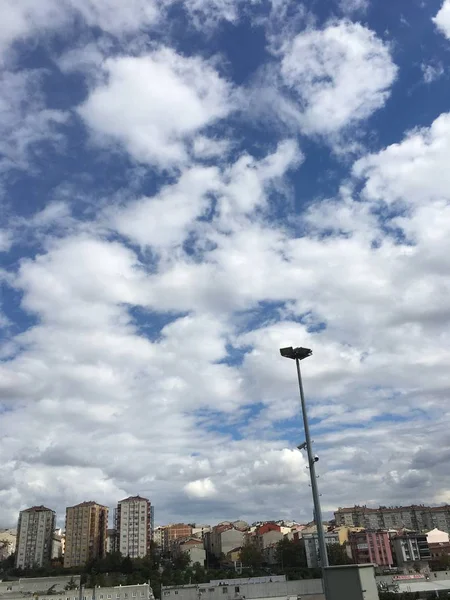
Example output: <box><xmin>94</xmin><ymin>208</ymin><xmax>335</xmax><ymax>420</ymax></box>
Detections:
<box><xmin>132</xmin><ymin>594</ymin><xmax>137</xmax><ymax>598</ymax></box>
<box><xmin>222</xmin><ymin>588</ymin><xmax>228</xmax><ymax>594</ymax></box>
<box><xmin>234</xmin><ymin>588</ymin><xmax>239</xmax><ymax>594</ymax></box>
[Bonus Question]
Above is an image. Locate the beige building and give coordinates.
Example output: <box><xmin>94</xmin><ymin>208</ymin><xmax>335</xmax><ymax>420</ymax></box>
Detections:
<box><xmin>115</xmin><ymin>496</ymin><xmax>151</xmax><ymax>558</ymax></box>
<box><xmin>64</xmin><ymin>501</ymin><xmax>108</xmax><ymax>568</ymax></box>
<box><xmin>15</xmin><ymin>506</ymin><xmax>55</xmax><ymax>569</ymax></box>
<box><xmin>172</xmin><ymin>537</ymin><xmax>206</xmax><ymax>566</ymax></box>
<box><xmin>205</xmin><ymin>524</ymin><xmax>246</xmax><ymax>558</ymax></box>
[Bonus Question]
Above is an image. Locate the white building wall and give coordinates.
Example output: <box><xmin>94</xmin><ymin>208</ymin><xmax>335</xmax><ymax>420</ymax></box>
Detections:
<box><xmin>118</xmin><ymin>499</ymin><xmax>150</xmax><ymax>558</ymax></box>
<box><xmin>16</xmin><ymin>509</ymin><xmax>55</xmax><ymax>569</ymax></box>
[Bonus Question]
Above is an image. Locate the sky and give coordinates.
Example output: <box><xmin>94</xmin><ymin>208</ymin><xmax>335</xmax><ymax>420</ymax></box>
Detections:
<box><xmin>1</xmin><ymin>0</ymin><xmax>450</xmax><ymax>530</ymax></box>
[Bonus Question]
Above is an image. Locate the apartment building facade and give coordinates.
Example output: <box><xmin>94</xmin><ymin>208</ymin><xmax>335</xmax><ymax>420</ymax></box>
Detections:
<box><xmin>162</xmin><ymin>524</ymin><xmax>193</xmax><ymax>553</ymax></box>
<box><xmin>302</xmin><ymin>532</ymin><xmax>340</xmax><ymax>568</ymax></box>
<box><xmin>335</xmin><ymin>505</ymin><xmax>450</xmax><ymax>533</ymax></box>
<box><xmin>115</xmin><ymin>496</ymin><xmax>152</xmax><ymax>559</ymax></box>
<box><xmin>15</xmin><ymin>506</ymin><xmax>55</xmax><ymax>569</ymax></box>
<box><xmin>64</xmin><ymin>501</ymin><xmax>108</xmax><ymax>568</ymax></box>
<box><xmin>348</xmin><ymin>530</ymin><xmax>393</xmax><ymax>567</ymax></box>
<box><xmin>391</xmin><ymin>533</ymin><xmax>431</xmax><ymax>573</ymax></box>
<box><xmin>205</xmin><ymin>524</ymin><xmax>246</xmax><ymax>558</ymax></box>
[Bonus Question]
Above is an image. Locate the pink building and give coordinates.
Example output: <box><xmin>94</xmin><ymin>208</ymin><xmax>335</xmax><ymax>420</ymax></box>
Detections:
<box><xmin>349</xmin><ymin>531</ymin><xmax>393</xmax><ymax>566</ymax></box>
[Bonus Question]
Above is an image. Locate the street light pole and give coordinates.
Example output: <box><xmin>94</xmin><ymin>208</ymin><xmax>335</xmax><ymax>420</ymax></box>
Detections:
<box><xmin>295</xmin><ymin>356</ymin><xmax>329</xmax><ymax>569</ymax></box>
<box><xmin>280</xmin><ymin>347</ymin><xmax>329</xmax><ymax>570</ymax></box>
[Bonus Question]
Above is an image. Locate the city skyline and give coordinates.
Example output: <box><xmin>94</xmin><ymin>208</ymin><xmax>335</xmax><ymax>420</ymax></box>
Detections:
<box><xmin>1</xmin><ymin>0</ymin><xmax>450</xmax><ymax>528</ymax></box>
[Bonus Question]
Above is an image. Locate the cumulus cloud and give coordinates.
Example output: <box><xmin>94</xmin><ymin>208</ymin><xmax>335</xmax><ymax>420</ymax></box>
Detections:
<box><xmin>434</xmin><ymin>0</ymin><xmax>450</xmax><ymax>39</ymax></box>
<box><xmin>278</xmin><ymin>21</ymin><xmax>397</xmax><ymax>135</ymax></box>
<box><xmin>78</xmin><ymin>49</ymin><xmax>234</xmax><ymax>168</ymax></box>
<box><xmin>184</xmin><ymin>478</ymin><xmax>217</xmax><ymax>499</ymax></box>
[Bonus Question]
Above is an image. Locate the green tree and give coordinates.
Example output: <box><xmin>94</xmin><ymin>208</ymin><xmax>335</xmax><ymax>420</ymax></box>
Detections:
<box><xmin>172</xmin><ymin>552</ymin><xmax>190</xmax><ymax>571</ymax></box>
<box><xmin>326</xmin><ymin>543</ymin><xmax>353</xmax><ymax>566</ymax></box>
<box><xmin>274</xmin><ymin>538</ymin><xmax>307</xmax><ymax>569</ymax></box>
<box><xmin>239</xmin><ymin>543</ymin><xmax>264</xmax><ymax>569</ymax></box>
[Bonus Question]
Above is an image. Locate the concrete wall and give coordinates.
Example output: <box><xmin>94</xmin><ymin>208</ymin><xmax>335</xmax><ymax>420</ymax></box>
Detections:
<box><xmin>0</xmin><ymin>576</ymin><xmax>82</xmax><ymax>595</ymax></box>
<box><xmin>0</xmin><ymin>583</ymin><xmax>152</xmax><ymax>600</ymax></box>
<box><xmin>162</xmin><ymin>579</ymin><xmax>323</xmax><ymax>600</ymax></box>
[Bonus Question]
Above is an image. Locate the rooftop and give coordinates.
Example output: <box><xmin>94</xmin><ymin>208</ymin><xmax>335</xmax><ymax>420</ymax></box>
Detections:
<box><xmin>70</xmin><ymin>501</ymin><xmax>108</xmax><ymax>509</ymax></box>
<box><xmin>119</xmin><ymin>495</ymin><xmax>150</xmax><ymax>503</ymax></box>
<box><xmin>22</xmin><ymin>505</ymin><xmax>54</xmax><ymax>513</ymax></box>
<box><xmin>336</xmin><ymin>504</ymin><xmax>450</xmax><ymax>513</ymax></box>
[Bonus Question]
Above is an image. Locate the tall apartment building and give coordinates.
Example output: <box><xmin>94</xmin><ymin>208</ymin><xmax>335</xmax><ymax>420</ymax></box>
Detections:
<box><xmin>115</xmin><ymin>496</ymin><xmax>152</xmax><ymax>558</ymax></box>
<box><xmin>64</xmin><ymin>501</ymin><xmax>108</xmax><ymax>568</ymax></box>
<box><xmin>15</xmin><ymin>506</ymin><xmax>55</xmax><ymax>569</ymax></box>
<box><xmin>335</xmin><ymin>505</ymin><xmax>450</xmax><ymax>533</ymax></box>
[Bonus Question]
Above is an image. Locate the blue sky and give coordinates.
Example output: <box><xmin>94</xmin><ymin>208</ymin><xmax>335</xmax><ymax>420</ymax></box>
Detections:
<box><xmin>1</xmin><ymin>0</ymin><xmax>450</xmax><ymax>528</ymax></box>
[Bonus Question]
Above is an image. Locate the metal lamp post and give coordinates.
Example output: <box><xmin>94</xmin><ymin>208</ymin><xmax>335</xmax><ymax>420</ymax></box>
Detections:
<box><xmin>280</xmin><ymin>346</ymin><xmax>329</xmax><ymax>570</ymax></box>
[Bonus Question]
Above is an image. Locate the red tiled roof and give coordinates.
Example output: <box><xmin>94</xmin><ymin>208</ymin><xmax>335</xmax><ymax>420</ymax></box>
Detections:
<box><xmin>23</xmin><ymin>505</ymin><xmax>54</xmax><ymax>512</ymax></box>
<box><xmin>70</xmin><ymin>501</ymin><xmax>108</xmax><ymax>508</ymax></box>
<box><xmin>119</xmin><ymin>495</ymin><xmax>150</xmax><ymax>503</ymax></box>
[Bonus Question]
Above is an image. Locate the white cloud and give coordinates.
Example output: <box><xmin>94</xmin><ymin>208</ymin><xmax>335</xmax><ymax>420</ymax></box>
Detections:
<box><xmin>338</xmin><ymin>0</ymin><xmax>369</xmax><ymax>14</ymax></box>
<box><xmin>79</xmin><ymin>49</ymin><xmax>234</xmax><ymax>168</ymax></box>
<box><xmin>184</xmin><ymin>478</ymin><xmax>217</xmax><ymax>498</ymax></box>
<box><xmin>0</xmin><ymin>70</ymin><xmax>67</xmax><ymax>173</ymax></box>
<box><xmin>110</xmin><ymin>165</ymin><xmax>221</xmax><ymax>249</ymax></box>
<box><xmin>3</xmin><ymin>0</ymin><xmax>450</xmax><ymax>528</ymax></box>
<box><xmin>279</xmin><ymin>21</ymin><xmax>397</xmax><ymax>135</ymax></box>
<box><xmin>0</xmin><ymin>0</ymin><xmax>164</xmax><ymax>64</ymax></box>
<box><xmin>421</xmin><ymin>62</ymin><xmax>445</xmax><ymax>84</ymax></box>
<box><xmin>433</xmin><ymin>0</ymin><xmax>450</xmax><ymax>39</ymax></box>
<box><xmin>354</xmin><ymin>112</ymin><xmax>450</xmax><ymax>206</ymax></box>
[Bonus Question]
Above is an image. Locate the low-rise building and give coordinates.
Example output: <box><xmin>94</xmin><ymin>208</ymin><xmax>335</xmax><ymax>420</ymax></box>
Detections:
<box><xmin>172</xmin><ymin>537</ymin><xmax>206</xmax><ymax>566</ymax></box>
<box><xmin>51</xmin><ymin>532</ymin><xmax>63</xmax><ymax>560</ymax></box>
<box><xmin>153</xmin><ymin>526</ymin><xmax>164</xmax><ymax>548</ymax></box>
<box><xmin>161</xmin><ymin>576</ymin><xmax>323</xmax><ymax>600</ymax></box>
<box><xmin>302</xmin><ymin>532</ymin><xmax>340</xmax><ymax>568</ymax></box>
<box><xmin>429</xmin><ymin>541</ymin><xmax>450</xmax><ymax>568</ymax></box>
<box><xmin>0</xmin><ymin>582</ymin><xmax>153</xmax><ymax>600</ymax></box>
<box><xmin>427</xmin><ymin>528</ymin><xmax>450</xmax><ymax>544</ymax></box>
<box><xmin>225</xmin><ymin>547</ymin><xmax>242</xmax><ymax>563</ymax></box>
<box><xmin>391</xmin><ymin>533</ymin><xmax>431</xmax><ymax>573</ymax></box>
<box><xmin>205</xmin><ymin>524</ymin><xmax>246</xmax><ymax>558</ymax></box>
<box><xmin>348</xmin><ymin>530</ymin><xmax>393</xmax><ymax>567</ymax></box>
<box><xmin>163</xmin><ymin>524</ymin><xmax>193</xmax><ymax>553</ymax></box>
